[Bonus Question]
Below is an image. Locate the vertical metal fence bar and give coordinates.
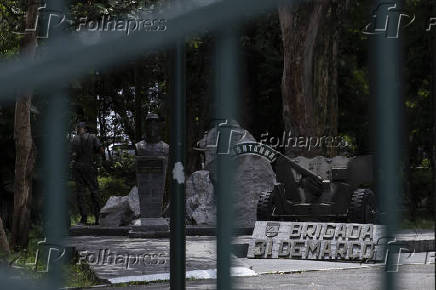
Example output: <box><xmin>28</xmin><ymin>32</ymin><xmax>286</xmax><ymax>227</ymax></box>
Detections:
<box><xmin>42</xmin><ymin>93</ymin><xmax>69</xmax><ymax>289</ymax></box>
<box><xmin>170</xmin><ymin>1</ymin><xmax>186</xmax><ymax>287</ymax></box>
<box><xmin>215</xmin><ymin>27</ymin><xmax>239</xmax><ymax>290</ymax></box>
<box><xmin>42</xmin><ymin>1</ymin><xmax>68</xmax><ymax>288</ymax></box>
<box><xmin>371</xmin><ymin>1</ymin><xmax>404</xmax><ymax>289</ymax></box>
<box><xmin>433</xmin><ymin>3</ymin><xmax>436</xmax><ymax>238</ymax></box>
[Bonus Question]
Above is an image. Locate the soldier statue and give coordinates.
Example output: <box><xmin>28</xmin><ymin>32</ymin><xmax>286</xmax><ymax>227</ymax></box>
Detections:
<box><xmin>71</xmin><ymin>122</ymin><xmax>106</xmax><ymax>225</ymax></box>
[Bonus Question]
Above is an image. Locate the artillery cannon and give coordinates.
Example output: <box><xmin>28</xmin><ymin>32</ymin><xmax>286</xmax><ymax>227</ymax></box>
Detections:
<box><xmin>257</xmin><ymin>154</ymin><xmax>378</xmax><ymax>223</ymax></box>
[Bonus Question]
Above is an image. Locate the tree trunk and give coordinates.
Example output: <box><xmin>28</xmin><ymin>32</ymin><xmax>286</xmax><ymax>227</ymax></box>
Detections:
<box><xmin>0</xmin><ymin>217</ymin><xmax>9</xmax><ymax>257</ymax></box>
<box><xmin>10</xmin><ymin>0</ymin><xmax>38</xmax><ymax>250</ymax></box>
<box><xmin>278</xmin><ymin>1</ymin><xmax>342</xmax><ymax>157</ymax></box>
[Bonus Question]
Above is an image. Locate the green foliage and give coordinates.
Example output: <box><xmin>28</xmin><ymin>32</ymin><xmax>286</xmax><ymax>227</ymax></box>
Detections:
<box><xmin>108</xmin><ymin>149</ymin><xmax>136</xmax><ymax>182</ymax></box>
<box><xmin>0</xmin><ymin>0</ymin><xmax>23</xmax><ymax>57</ymax></box>
<box><xmin>408</xmin><ymin>168</ymin><xmax>433</xmax><ymax>212</ymax></box>
<box><xmin>7</xmin><ymin>231</ymin><xmax>101</xmax><ymax>287</ymax></box>
<box><xmin>339</xmin><ymin>134</ymin><xmax>357</xmax><ymax>155</ymax></box>
<box><xmin>68</xmin><ymin>172</ymin><xmax>132</xmax><ymax>217</ymax></box>
<box><xmin>240</xmin><ymin>12</ymin><xmax>283</xmax><ymax>140</ymax></box>
<box><xmin>64</xmin><ymin>262</ymin><xmax>101</xmax><ymax>288</ymax></box>
<box><xmin>100</xmin><ymin>150</ymin><xmax>136</xmax><ymax>203</ymax></box>
<box><xmin>98</xmin><ymin>176</ymin><xmax>131</xmax><ymax>204</ymax></box>
<box><xmin>7</xmin><ymin>226</ymin><xmax>44</xmax><ymax>269</ymax></box>
<box><xmin>401</xmin><ymin>217</ymin><xmax>435</xmax><ymax>230</ymax></box>
<box><xmin>403</xmin><ymin>0</ymin><xmax>433</xmax><ymax>167</ymax></box>
<box><xmin>337</xmin><ymin>1</ymin><xmax>372</xmax><ymax>154</ymax></box>
<box><xmin>420</xmin><ymin>158</ymin><xmax>431</xmax><ymax>168</ymax></box>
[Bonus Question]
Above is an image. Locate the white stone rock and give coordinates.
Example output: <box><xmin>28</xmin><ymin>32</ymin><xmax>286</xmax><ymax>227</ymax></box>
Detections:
<box><xmin>186</xmin><ymin>170</ymin><xmax>216</xmax><ymax>225</ymax></box>
<box><xmin>99</xmin><ymin>196</ymin><xmax>134</xmax><ymax>226</ymax></box>
<box><xmin>128</xmin><ymin>186</ymin><xmax>140</xmax><ymax>218</ymax></box>
<box><xmin>232</xmin><ymin>154</ymin><xmax>276</xmax><ymax>227</ymax></box>
<box><xmin>190</xmin><ymin>122</ymin><xmax>276</xmax><ymax>227</ymax></box>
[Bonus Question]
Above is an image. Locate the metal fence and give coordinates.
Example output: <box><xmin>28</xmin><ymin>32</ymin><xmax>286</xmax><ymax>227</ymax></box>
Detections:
<box><xmin>0</xmin><ymin>0</ymin><xmax>403</xmax><ymax>289</ymax></box>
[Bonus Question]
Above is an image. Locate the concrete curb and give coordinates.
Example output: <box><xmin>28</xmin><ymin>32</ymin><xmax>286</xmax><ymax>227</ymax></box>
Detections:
<box><xmin>255</xmin><ymin>263</ymin><xmax>386</xmax><ymax>275</ymax></box>
<box><xmin>69</xmin><ymin>225</ymin><xmax>254</xmax><ymax>237</ymax></box>
<box><xmin>69</xmin><ymin>226</ymin><xmax>131</xmax><ymax>236</ymax></box>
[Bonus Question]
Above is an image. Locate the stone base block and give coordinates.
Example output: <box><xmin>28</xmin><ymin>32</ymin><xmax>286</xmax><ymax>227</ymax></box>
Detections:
<box><xmin>129</xmin><ymin>218</ymin><xmax>169</xmax><ymax>235</ymax></box>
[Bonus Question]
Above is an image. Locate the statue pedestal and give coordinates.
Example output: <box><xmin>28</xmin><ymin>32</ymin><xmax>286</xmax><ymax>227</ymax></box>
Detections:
<box><xmin>131</xmin><ymin>217</ymin><xmax>169</xmax><ymax>232</ymax></box>
<box><xmin>129</xmin><ymin>144</ymin><xmax>169</xmax><ymax>236</ymax></box>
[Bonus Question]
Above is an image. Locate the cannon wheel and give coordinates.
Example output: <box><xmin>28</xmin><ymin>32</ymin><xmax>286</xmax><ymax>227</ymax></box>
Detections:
<box><xmin>257</xmin><ymin>191</ymin><xmax>275</xmax><ymax>220</ymax></box>
<box><xmin>348</xmin><ymin>188</ymin><xmax>377</xmax><ymax>223</ymax></box>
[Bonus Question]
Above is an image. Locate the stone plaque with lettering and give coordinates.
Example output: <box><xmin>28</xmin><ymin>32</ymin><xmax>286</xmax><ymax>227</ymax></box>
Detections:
<box><xmin>136</xmin><ymin>156</ymin><xmax>167</xmax><ymax>218</ymax></box>
<box><xmin>247</xmin><ymin>221</ymin><xmax>387</xmax><ymax>262</ymax></box>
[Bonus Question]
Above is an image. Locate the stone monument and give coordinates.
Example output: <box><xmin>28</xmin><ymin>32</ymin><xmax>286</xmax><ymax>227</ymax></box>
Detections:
<box><xmin>186</xmin><ymin>121</ymin><xmax>276</xmax><ymax>227</ymax></box>
<box><xmin>247</xmin><ymin>221</ymin><xmax>386</xmax><ymax>261</ymax></box>
<box><xmin>130</xmin><ymin>113</ymin><xmax>169</xmax><ymax>233</ymax></box>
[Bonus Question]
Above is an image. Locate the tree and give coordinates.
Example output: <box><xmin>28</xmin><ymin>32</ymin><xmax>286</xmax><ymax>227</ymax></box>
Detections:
<box><xmin>10</xmin><ymin>0</ymin><xmax>38</xmax><ymax>249</ymax></box>
<box><xmin>0</xmin><ymin>217</ymin><xmax>9</xmax><ymax>257</ymax></box>
<box><xmin>278</xmin><ymin>1</ymin><xmax>344</xmax><ymax>156</ymax></box>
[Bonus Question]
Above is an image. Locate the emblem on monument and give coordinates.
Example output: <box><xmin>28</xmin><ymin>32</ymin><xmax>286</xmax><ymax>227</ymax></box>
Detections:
<box><xmin>265</xmin><ymin>222</ymin><xmax>280</xmax><ymax>237</ymax></box>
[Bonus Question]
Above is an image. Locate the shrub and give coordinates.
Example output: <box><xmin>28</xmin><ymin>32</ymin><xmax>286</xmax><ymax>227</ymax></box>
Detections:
<box><xmin>98</xmin><ymin>176</ymin><xmax>131</xmax><ymax>205</ymax></box>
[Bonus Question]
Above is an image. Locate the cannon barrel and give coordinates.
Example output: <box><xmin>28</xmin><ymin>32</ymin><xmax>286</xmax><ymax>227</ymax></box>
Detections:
<box><xmin>280</xmin><ymin>154</ymin><xmax>324</xmax><ymax>182</ymax></box>
<box><xmin>275</xmin><ymin>154</ymin><xmax>325</xmax><ymax>201</ymax></box>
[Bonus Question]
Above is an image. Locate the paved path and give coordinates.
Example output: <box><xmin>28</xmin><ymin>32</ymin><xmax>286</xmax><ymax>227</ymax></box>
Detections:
<box><xmin>84</xmin><ymin>264</ymin><xmax>435</xmax><ymax>290</ymax></box>
<box><xmin>67</xmin><ymin>234</ymin><xmax>434</xmax><ymax>284</ymax></box>
<box><xmin>66</xmin><ymin>236</ymin><xmax>252</xmax><ymax>281</ymax></box>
